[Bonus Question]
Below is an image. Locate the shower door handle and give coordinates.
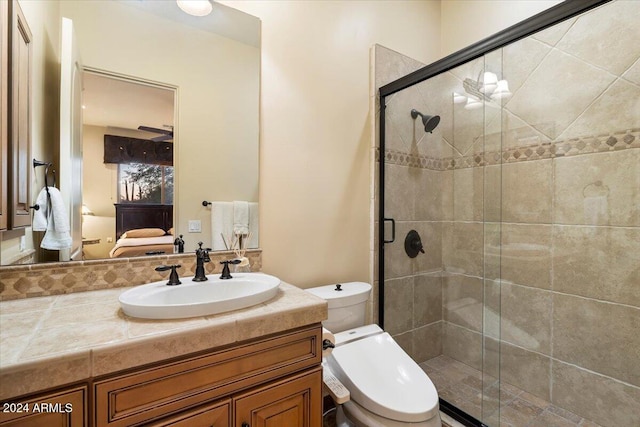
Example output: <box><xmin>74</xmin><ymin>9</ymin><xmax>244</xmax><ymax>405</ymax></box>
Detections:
<box><xmin>383</xmin><ymin>218</ymin><xmax>396</xmax><ymax>243</ymax></box>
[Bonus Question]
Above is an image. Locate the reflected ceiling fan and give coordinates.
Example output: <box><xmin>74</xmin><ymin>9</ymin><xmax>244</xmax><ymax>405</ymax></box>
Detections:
<box><xmin>137</xmin><ymin>125</ymin><xmax>173</xmax><ymax>142</ymax></box>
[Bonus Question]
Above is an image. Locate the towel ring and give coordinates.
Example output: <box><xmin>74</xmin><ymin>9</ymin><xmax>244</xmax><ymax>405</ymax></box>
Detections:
<box><xmin>32</xmin><ymin>159</ymin><xmax>56</xmax><ymax>211</ymax></box>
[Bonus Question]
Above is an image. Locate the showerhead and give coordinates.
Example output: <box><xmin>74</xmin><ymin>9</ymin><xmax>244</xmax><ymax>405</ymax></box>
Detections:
<box><xmin>411</xmin><ymin>109</ymin><xmax>440</xmax><ymax>133</ymax></box>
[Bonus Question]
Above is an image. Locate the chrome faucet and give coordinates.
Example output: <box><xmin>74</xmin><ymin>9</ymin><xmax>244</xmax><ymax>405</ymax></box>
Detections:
<box><xmin>193</xmin><ymin>242</ymin><xmax>211</xmax><ymax>282</ymax></box>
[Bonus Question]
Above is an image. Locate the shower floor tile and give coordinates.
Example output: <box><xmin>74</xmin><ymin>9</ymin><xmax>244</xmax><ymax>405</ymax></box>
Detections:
<box><xmin>421</xmin><ymin>355</ymin><xmax>604</xmax><ymax>427</ymax></box>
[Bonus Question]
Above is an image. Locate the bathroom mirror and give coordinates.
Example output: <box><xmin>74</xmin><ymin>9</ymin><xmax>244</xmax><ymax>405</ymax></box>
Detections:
<box><xmin>0</xmin><ymin>0</ymin><xmax>260</xmax><ymax>265</ymax></box>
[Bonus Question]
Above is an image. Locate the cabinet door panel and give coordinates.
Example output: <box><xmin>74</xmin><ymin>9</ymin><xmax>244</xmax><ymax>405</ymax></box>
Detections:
<box><xmin>9</xmin><ymin>0</ymin><xmax>31</xmax><ymax>228</ymax></box>
<box><xmin>235</xmin><ymin>367</ymin><xmax>322</xmax><ymax>427</ymax></box>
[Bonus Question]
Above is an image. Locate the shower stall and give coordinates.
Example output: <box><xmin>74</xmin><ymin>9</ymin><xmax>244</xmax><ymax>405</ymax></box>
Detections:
<box><xmin>376</xmin><ymin>1</ymin><xmax>639</xmax><ymax>426</ymax></box>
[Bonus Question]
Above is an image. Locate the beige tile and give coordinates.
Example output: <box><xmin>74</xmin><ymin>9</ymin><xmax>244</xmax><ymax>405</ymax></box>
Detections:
<box><xmin>552</xmin><ymin>360</ymin><xmax>640</xmax><ymax>427</ymax></box>
<box><xmin>500</xmin><ymin>396</ymin><xmax>545</xmax><ymax>426</ymax></box>
<box><xmin>547</xmin><ymin>405</ymin><xmax>582</xmax><ymax>424</ymax></box>
<box><xmin>443</xmin><ymin>275</ymin><xmax>483</xmax><ymax>332</ymax></box>
<box><xmin>44</xmin><ymin>301</ymin><xmax>123</xmax><ymax>329</ymax></box>
<box><xmin>452</xmin><ymin>167</ymin><xmax>484</xmax><ymax>221</ymax></box>
<box><xmin>384</xmin><ymin>221</ymin><xmax>415</xmax><ymax>278</ymax></box>
<box><xmin>484</xmin><ymin>165</ymin><xmax>501</xmax><ymax>223</ymax></box>
<box><xmin>126</xmin><ymin>315</ymin><xmax>209</xmax><ymax>338</ymax></box>
<box><xmin>553</xmin><ymin>293</ymin><xmax>640</xmax><ymax>387</ymax></box>
<box><xmin>528</xmin><ymin>410</ymin><xmax>578</xmax><ymax>427</ymax></box>
<box><xmin>374</xmin><ymin>44</ymin><xmax>424</xmax><ymax>90</ymax></box>
<box><xmin>484</xmin><ymin>223</ymin><xmax>501</xmax><ymax>283</ymax></box>
<box><xmin>502</xmin><ymin>159</ymin><xmax>553</xmax><ymax>223</ymax></box>
<box><xmin>391</xmin><ymin>330</ymin><xmax>414</xmax><ymax>360</ymax></box>
<box><xmin>501</xmin><ymin>283</ymin><xmax>552</xmax><ymax>354</ymax></box>
<box><xmin>383</xmin><ymin>276</ymin><xmax>413</xmax><ymax>335</ymax></box>
<box><xmin>442</xmin><ymin>222</ymin><xmax>483</xmax><ymax>277</ymax></box>
<box><xmin>413</xmin><ymin>221</ymin><xmax>443</xmax><ymax>274</ymax></box>
<box><xmin>413</xmin><ymin>274</ymin><xmax>442</xmax><ymax>327</ymax></box>
<box><xmin>555</xmin><ymin>0</ymin><xmax>640</xmax><ymax>76</ymax></box>
<box><xmin>384</xmin><ymin>163</ymin><xmax>417</xmax><ymax>221</ymax></box>
<box><xmin>0</xmin><ymin>295</ymin><xmax>57</xmax><ymax>314</ymax></box>
<box><xmin>442</xmin><ymin>322</ymin><xmax>482</xmax><ymax>371</ymax></box>
<box><xmin>532</xmin><ymin>17</ymin><xmax>576</xmax><ymax>46</ymax></box>
<box><xmin>413</xmin><ymin>322</ymin><xmax>442</xmax><ymax>363</ymax></box>
<box><xmin>553</xmin><ymin>225</ymin><xmax>640</xmax><ymax>306</ymax></box>
<box><xmin>500</xmin><ymin>341</ymin><xmax>551</xmax><ymax>401</ymax></box>
<box><xmin>623</xmin><ymin>57</ymin><xmax>640</xmax><ymax>86</ymax></box>
<box><xmin>0</xmin><ymin>351</ymin><xmax>91</xmax><ymax>401</ymax></box>
<box><xmin>0</xmin><ymin>312</ymin><xmax>43</xmax><ymax>339</ymax></box>
<box><xmin>385</xmin><ymin>85</ymin><xmax>428</xmax><ymax>153</ymax></box>
<box><xmin>500</xmin><ymin>223</ymin><xmax>552</xmax><ymax>290</ymax></box>
<box><xmin>503</xmin><ymin>36</ymin><xmax>552</xmax><ymax>95</ymax></box>
<box><xmin>414</xmin><ymin>72</ymin><xmax>461</xmax><ymax>153</ymax></box>
<box><xmin>504</xmin><ymin>49</ymin><xmax>615</xmax><ymax>140</ymax></box>
<box><xmin>441</xmin><ymin>170</ymin><xmax>454</xmax><ymax>221</ymax></box>
<box><xmin>560</xmin><ymin>78</ymin><xmax>640</xmax><ymax>142</ymax></box>
<box><xmin>21</xmin><ymin>319</ymin><xmax>127</xmax><ymax>360</ymax></box>
<box><xmin>554</xmin><ymin>149</ymin><xmax>640</xmax><ymax>226</ymax></box>
<box><xmin>415</xmin><ymin>168</ymin><xmax>442</xmax><ymax>222</ymax></box>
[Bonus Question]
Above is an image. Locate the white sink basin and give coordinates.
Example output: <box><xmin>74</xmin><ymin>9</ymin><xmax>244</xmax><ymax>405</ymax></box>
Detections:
<box><xmin>119</xmin><ymin>273</ymin><xmax>280</xmax><ymax>319</ymax></box>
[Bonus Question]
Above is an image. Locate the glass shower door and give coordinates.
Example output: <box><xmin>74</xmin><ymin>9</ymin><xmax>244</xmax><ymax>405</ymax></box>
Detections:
<box><xmin>379</xmin><ymin>51</ymin><xmax>503</xmax><ymax>425</ymax></box>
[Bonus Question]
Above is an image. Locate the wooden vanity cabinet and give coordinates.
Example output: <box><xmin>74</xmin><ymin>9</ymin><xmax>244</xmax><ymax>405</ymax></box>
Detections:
<box><xmin>94</xmin><ymin>325</ymin><xmax>322</xmax><ymax>427</ymax></box>
<box><xmin>0</xmin><ymin>385</ymin><xmax>87</xmax><ymax>427</ymax></box>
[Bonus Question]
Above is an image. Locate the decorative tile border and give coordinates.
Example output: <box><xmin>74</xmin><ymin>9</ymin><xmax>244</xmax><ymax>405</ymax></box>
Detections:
<box><xmin>0</xmin><ymin>250</ymin><xmax>262</xmax><ymax>301</ymax></box>
<box><xmin>382</xmin><ymin>129</ymin><xmax>639</xmax><ymax>170</ymax></box>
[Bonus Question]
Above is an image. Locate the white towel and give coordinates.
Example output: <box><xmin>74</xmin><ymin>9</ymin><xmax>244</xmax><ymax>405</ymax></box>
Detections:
<box><xmin>33</xmin><ymin>187</ymin><xmax>72</xmax><ymax>250</ymax></box>
<box><xmin>233</xmin><ymin>201</ymin><xmax>249</xmax><ymax>235</ymax></box>
<box><xmin>247</xmin><ymin>202</ymin><xmax>259</xmax><ymax>248</ymax></box>
<box><xmin>32</xmin><ymin>188</ymin><xmax>49</xmax><ymax>231</ymax></box>
<box><xmin>211</xmin><ymin>202</ymin><xmax>233</xmax><ymax>251</ymax></box>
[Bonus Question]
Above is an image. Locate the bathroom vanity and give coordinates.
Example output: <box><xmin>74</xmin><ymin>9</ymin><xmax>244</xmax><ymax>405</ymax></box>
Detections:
<box><xmin>0</xmin><ymin>282</ymin><xmax>327</xmax><ymax>427</ymax></box>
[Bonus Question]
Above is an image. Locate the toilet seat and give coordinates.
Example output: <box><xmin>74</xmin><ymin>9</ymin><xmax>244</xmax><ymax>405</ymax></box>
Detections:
<box><xmin>325</xmin><ymin>325</ymin><xmax>439</xmax><ymax>423</ymax></box>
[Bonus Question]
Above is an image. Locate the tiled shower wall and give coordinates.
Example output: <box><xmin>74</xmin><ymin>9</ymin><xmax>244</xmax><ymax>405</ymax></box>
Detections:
<box><xmin>374</xmin><ymin>1</ymin><xmax>639</xmax><ymax>426</ymax></box>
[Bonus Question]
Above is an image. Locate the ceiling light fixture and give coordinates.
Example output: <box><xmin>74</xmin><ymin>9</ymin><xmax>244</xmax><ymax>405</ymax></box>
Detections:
<box><xmin>176</xmin><ymin>0</ymin><xmax>213</xmax><ymax>17</ymax></box>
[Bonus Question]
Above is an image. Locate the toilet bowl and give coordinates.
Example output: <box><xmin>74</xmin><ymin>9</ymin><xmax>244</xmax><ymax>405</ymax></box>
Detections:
<box><xmin>307</xmin><ymin>283</ymin><xmax>441</xmax><ymax>427</ymax></box>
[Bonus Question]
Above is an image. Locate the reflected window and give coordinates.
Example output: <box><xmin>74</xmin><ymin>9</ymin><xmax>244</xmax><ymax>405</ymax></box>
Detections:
<box><xmin>118</xmin><ymin>163</ymin><xmax>173</xmax><ymax>204</ymax></box>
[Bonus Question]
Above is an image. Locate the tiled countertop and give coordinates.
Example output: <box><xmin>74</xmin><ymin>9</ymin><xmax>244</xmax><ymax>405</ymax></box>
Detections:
<box><xmin>0</xmin><ymin>281</ymin><xmax>327</xmax><ymax>400</ymax></box>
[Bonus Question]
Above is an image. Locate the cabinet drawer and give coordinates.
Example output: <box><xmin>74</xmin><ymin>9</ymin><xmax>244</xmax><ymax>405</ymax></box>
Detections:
<box><xmin>95</xmin><ymin>325</ymin><xmax>321</xmax><ymax>427</ymax></box>
<box><xmin>0</xmin><ymin>385</ymin><xmax>87</xmax><ymax>427</ymax></box>
<box><xmin>147</xmin><ymin>399</ymin><xmax>230</xmax><ymax>427</ymax></box>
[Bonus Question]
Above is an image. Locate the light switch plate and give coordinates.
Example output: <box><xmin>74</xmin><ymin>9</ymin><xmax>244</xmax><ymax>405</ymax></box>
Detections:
<box><xmin>188</xmin><ymin>220</ymin><xmax>202</xmax><ymax>233</ymax></box>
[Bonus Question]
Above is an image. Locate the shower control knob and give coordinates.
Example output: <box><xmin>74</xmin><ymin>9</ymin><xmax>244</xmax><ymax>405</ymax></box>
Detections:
<box><xmin>404</xmin><ymin>230</ymin><xmax>425</xmax><ymax>258</ymax></box>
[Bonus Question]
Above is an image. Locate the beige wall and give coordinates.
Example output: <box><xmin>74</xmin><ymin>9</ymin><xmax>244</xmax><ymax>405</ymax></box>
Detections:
<box><xmin>440</xmin><ymin>0</ymin><xmax>562</xmax><ymax>57</ymax></box>
<box><xmin>221</xmin><ymin>0</ymin><xmax>441</xmax><ymax>288</ymax></box>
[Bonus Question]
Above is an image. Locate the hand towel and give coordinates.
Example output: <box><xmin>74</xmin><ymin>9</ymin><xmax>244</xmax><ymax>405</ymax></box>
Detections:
<box><xmin>32</xmin><ymin>187</ymin><xmax>49</xmax><ymax>231</ymax></box>
<box><xmin>247</xmin><ymin>202</ymin><xmax>259</xmax><ymax>248</ymax></box>
<box><xmin>211</xmin><ymin>202</ymin><xmax>233</xmax><ymax>250</ymax></box>
<box><xmin>34</xmin><ymin>187</ymin><xmax>72</xmax><ymax>250</ymax></box>
<box><xmin>233</xmin><ymin>200</ymin><xmax>249</xmax><ymax>236</ymax></box>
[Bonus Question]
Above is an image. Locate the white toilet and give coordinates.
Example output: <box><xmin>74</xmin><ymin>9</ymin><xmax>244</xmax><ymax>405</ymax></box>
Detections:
<box><xmin>307</xmin><ymin>282</ymin><xmax>441</xmax><ymax>427</ymax></box>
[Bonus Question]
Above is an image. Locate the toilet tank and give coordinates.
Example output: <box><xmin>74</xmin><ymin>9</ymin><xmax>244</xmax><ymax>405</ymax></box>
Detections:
<box><xmin>306</xmin><ymin>282</ymin><xmax>372</xmax><ymax>333</ymax></box>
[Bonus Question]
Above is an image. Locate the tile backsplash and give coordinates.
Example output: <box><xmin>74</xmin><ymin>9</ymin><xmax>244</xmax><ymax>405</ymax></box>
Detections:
<box><xmin>0</xmin><ymin>250</ymin><xmax>262</xmax><ymax>301</ymax></box>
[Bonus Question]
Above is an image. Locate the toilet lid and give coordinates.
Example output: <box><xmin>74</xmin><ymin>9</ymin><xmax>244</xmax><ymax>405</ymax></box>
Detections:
<box><xmin>326</xmin><ymin>332</ymin><xmax>439</xmax><ymax>423</ymax></box>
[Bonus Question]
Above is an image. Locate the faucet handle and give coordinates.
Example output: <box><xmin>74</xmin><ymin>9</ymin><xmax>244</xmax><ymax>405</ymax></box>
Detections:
<box><xmin>155</xmin><ymin>264</ymin><xmax>182</xmax><ymax>286</ymax></box>
<box><xmin>219</xmin><ymin>259</ymin><xmax>241</xmax><ymax>280</ymax></box>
